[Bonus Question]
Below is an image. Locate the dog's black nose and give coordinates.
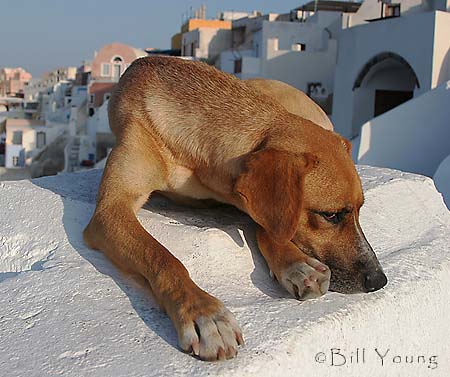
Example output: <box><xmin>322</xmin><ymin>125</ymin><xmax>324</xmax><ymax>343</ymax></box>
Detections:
<box><xmin>364</xmin><ymin>270</ymin><xmax>387</xmax><ymax>292</ymax></box>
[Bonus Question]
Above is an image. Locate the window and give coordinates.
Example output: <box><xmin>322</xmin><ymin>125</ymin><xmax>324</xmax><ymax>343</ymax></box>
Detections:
<box><xmin>292</xmin><ymin>43</ymin><xmax>306</xmax><ymax>51</ymax></box>
<box><xmin>112</xmin><ymin>56</ymin><xmax>123</xmax><ymax>63</ymax></box>
<box><xmin>234</xmin><ymin>59</ymin><xmax>242</xmax><ymax>74</ymax></box>
<box><xmin>385</xmin><ymin>4</ymin><xmax>400</xmax><ymax>17</ymax></box>
<box><xmin>307</xmin><ymin>82</ymin><xmax>322</xmax><ymax>97</ymax></box>
<box><xmin>271</xmin><ymin>38</ymin><xmax>279</xmax><ymax>51</ymax></box>
<box><xmin>89</xmin><ymin>94</ymin><xmax>95</xmax><ymax>104</ymax></box>
<box><xmin>12</xmin><ymin>131</ymin><xmax>23</xmax><ymax>145</ymax></box>
<box><xmin>36</xmin><ymin>131</ymin><xmax>46</xmax><ymax>149</ymax></box>
<box><xmin>12</xmin><ymin>156</ymin><xmax>19</xmax><ymax>166</ymax></box>
<box><xmin>101</xmin><ymin>63</ymin><xmax>111</xmax><ymax>77</ymax></box>
<box><xmin>113</xmin><ymin>64</ymin><xmax>121</xmax><ymax>80</ymax></box>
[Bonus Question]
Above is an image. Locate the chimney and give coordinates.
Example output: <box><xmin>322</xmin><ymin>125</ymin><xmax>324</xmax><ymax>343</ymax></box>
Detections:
<box><xmin>200</xmin><ymin>4</ymin><xmax>206</xmax><ymax>19</ymax></box>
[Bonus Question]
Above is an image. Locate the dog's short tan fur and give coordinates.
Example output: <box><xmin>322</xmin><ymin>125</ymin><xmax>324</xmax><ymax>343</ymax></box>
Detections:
<box><xmin>244</xmin><ymin>78</ymin><xmax>334</xmax><ymax>131</ymax></box>
<box><xmin>84</xmin><ymin>57</ymin><xmax>386</xmax><ymax>361</ymax></box>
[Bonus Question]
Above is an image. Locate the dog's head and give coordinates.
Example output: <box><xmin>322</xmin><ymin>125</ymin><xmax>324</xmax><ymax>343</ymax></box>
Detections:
<box><xmin>235</xmin><ymin>132</ymin><xmax>387</xmax><ymax>293</ymax></box>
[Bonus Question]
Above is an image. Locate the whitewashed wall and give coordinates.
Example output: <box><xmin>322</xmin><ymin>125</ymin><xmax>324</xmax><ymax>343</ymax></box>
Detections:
<box><xmin>182</xmin><ymin>28</ymin><xmax>232</xmax><ymax>61</ymax></box>
<box><xmin>332</xmin><ymin>11</ymin><xmax>437</xmax><ymax>139</ymax></box>
<box><xmin>432</xmin><ymin>11</ymin><xmax>450</xmax><ymax>87</ymax></box>
<box><xmin>354</xmin><ymin>80</ymin><xmax>450</xmax><ymax>177</ymax></box>
<box><xmin>433</xmin><ymin>153</ymin><xmax>450</xmax><ymax>208</ymax></box>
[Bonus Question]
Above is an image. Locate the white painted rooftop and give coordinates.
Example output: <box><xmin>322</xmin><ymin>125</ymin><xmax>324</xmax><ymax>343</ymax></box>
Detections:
<box><xmin>0</xmin><ymin>166</ymin><xmax>449</xmax><ymax>376</ymax></box>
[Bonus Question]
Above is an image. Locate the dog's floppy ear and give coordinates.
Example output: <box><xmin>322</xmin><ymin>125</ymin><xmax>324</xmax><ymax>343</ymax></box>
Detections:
<box><xmin>235</xmin><ymin>148</ymin><xmax>316</xmax><ymax>242</ymax></box>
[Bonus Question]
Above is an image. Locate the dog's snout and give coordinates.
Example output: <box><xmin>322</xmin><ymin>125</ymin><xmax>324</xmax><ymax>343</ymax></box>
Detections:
<box><xmin>364</xmin><ymin>270</ymin><xmax>387</xmax><ymax>292</ymax></box>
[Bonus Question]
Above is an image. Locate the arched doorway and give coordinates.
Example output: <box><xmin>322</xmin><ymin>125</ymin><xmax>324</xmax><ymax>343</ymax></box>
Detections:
<box><xmin>352</xmin><ymin>52</ymin><xmax>420</xmax><ymax>136</ymax></box>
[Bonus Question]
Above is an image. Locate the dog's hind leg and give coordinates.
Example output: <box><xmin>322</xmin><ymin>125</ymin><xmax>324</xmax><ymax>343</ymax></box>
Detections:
<box><xmin>83</xmin><ymin>128</ymin><xmax>243</xmax><ymax>361</ymax></box>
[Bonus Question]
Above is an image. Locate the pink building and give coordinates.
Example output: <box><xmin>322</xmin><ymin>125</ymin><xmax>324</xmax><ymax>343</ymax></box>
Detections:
<box><xmin>0</xmin><ymin>67</ymin><xmax>32</xmax><ymax>97</ymax></box>
<box><xmin>88</xmin><ymin>42</ymin><xmax>146</xmax><ymax>110</ymax></box>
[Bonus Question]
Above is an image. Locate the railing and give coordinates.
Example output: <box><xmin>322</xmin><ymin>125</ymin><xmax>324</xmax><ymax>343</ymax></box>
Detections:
<box><xmin>63</xmin><ymin>136</ymin><xmax>80</xmax><ymax>173</ymax></box>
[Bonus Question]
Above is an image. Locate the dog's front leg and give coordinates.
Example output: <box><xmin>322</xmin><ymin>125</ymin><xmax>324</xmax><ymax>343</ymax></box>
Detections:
<box><xmin>84</xmin><ymin>139</ymin><xmax>243</xmax><ymax>361</ymax></box>
<box><xmin>256</xmin><ymin>227</ymin><xmax>331</xmax><ymax>300</ymax></box>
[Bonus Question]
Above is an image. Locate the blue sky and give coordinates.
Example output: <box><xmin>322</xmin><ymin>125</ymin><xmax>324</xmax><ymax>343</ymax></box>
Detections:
<box><xmin>1</xmin><ymin>0</ymin><xmax>304</xmax><ymax>77</ymax></box>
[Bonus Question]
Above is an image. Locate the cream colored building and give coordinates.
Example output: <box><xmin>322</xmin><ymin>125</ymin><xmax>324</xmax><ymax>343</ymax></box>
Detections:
<box><xmin>5</xmin><ymin>119</ymin><xmax>46</xmax><ymax>168</ymax></box>
<box><xmin>180</xmin><ymin>18</ymin><xmax>233</xmax><ymax>62</ymax></box>
<box><xmin>4</xmin><ymin>119</ymin><xmax>64</xmax><ymax>168</ymax></box>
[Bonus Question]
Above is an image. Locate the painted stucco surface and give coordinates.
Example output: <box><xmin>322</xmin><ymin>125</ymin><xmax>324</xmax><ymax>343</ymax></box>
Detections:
<box><xmin>0</xmin><ymin>166</ymin><xmax>449</xmax><ymax>376</ymax></box>
<box><xmin>355</xmin><ymin>80</ymin><xmax>450</xmax><ymax>178</ymax></box>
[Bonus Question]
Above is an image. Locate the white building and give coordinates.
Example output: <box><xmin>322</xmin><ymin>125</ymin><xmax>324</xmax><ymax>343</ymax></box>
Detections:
<box><xmin>331</xmin><ymin>0</ymin><xmax>450</xmax><ymax>139</ymax></box>
<box><xmin>43</xmin><ymin>81</ymin><xmax>73</xmax><ymax>123</ymax></box>
<box><xmin>355</xmin><ymin>79</ymin><xmax>450</xmax><ymax>177</ymax></box>
<box><xmin>218</xmin><ymin>2</ymin><xmax>361</xmax><ymax>113</ymax></box>
<box><xmin>23</xmin><ymin>66</ymin><xmax>84</xmax><ymax>124</ymax></box>
<box><xmin>85</xmin><ymin>99</ymin><xmax>112</xmax><ymax>163</ymax></box>
<box><xmin>23</xmin><ymin>78</ymin><xmax>45</xmax><ymax>102</ymax></box>
<box><xmin>5</xmin><ymin>119</ymin><xmax>47</xmax><ymax>168</ymax></box>
<box><xmin>182</xmin><ymin>27</ymin><xmax>232</xmax><ymax>62</ymax></box>
<box><xmin>180</xmin><ymin>11</ymin><xmax>263</xmax><ymax>63</ymax></box>
<box><xmin>3</xmin><ymin>77</ymin><xmax>86</xmax><ymax>172</ymax></box>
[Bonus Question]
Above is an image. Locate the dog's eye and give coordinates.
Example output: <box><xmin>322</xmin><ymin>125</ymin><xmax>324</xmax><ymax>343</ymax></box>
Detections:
<box><xmin>319</xmin><ymin>211</ymin><xmax>344</xmax><ymax>224</ymax></box>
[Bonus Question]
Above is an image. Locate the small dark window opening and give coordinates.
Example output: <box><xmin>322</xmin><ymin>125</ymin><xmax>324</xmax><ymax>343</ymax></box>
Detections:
<box><xmin>307</xmin><ymin>82</ymin><xmax>321</xmax><ymax>97</ymax></box>
<box><xmin>36</xmin><ymin>131</ymin><xmax>46</xmax><ymax>149</ymax></box>
<box><xmin>385</xmin><ymin>4</ymin><xmax>400</xmax><ymax>17</ymax></box>
<box><xmin>234</xmin><ymin>59</ymin><xmax>242</xmax><ymax>74</ymax></box>
<box><xmin>12</xmin><ymin>131</ymin><xmax>23</xmax><ymax>145</ymax></box>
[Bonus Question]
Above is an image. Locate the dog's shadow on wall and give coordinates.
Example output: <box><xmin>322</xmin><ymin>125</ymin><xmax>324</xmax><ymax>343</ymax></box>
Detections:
<box><xmin>33</xmin><ymin>169</ymin><xmax>288</xmax><ymax>351</ymax></box>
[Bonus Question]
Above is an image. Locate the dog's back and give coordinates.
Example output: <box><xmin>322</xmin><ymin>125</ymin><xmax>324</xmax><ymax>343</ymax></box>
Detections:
<box><xmin>245</xmin><ymin>79</ymin><xmax>333</xmax><ymax>131</ymax></box>
<box><xmin>108</xmin><ymin>57</ymin><xmax>306</xmax><ymax>167</ymax></box>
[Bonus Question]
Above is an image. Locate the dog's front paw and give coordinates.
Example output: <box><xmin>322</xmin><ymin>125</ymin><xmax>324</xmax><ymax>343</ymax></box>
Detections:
<box><xmin>175</xmin><ymin>292</ymin><xmax>244</xmax><ymax>361</ymax></box>
<box><xmin>278</xmin><ymin>257</ymin><xmax>330</xmax><ymax>300</ymax></box>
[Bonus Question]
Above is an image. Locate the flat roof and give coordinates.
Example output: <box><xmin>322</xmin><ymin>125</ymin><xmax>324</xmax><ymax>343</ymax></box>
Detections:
<box><xmin>294</xmin><ymin>1</ymin><xmax>361</xmax><ymax>13</ymax></box>
<box><xmin>6</xmin><ymin>118</ymin><xmax>45</xmax><ymax>128</ymax></box>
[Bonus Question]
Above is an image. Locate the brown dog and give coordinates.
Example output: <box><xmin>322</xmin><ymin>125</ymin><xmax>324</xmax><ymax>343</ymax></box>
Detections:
<box><xmin>244</xmin><ymin>78</ymin><xmax>334</xmax><ymax>131</ymax></box>
<box><xmin>83</xmin><ymin>57</ymin><xmax>387</xmax><ymax>361</ymax></box>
